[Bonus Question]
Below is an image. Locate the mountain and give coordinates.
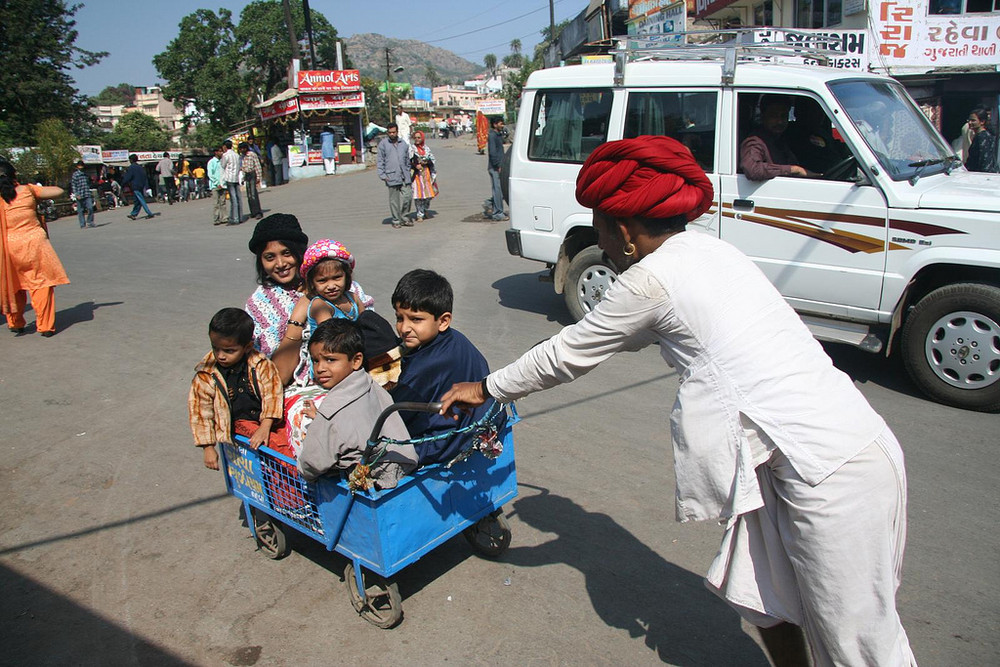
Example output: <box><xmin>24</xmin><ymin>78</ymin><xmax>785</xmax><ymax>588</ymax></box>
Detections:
<box><xmin>344</xmin><ymin>33</ymin><xmax>486</xmax><ymax>87</ymax></box>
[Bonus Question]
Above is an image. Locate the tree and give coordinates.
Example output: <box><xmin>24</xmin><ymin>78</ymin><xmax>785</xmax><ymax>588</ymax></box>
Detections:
<box><xmin>104</xmin><ymin>112</ymin><xmax>171</xmax><ymax>152</ymax></box>
<box><xmin>425</xmin><ymin>65</ymin><xmax>442</xmax><ymax>89</ymax></box>
<box><xmin>503</xmin><ymin>38</ymin><xmax>524</xmax><ymax>69</ymax></box>
<box><xmin>153</xmin><ymin>9</ymin><xmax>247</xmax><ymax>134</ymax></box>
<box><xmin>0</xmin><ymin>0</ymin><xmax>107</xmax><ymax>146</ymax></box>
<box><xmin>0</xmin><ymin>148</ymin><xmax>45</xmax><ymax>185</ymax></box>
<box><xmin>181</xmin><ymin>123</ymin><xmax>229</xmax><ymax>151</ymax></box>
<box><xmin>92</xmin><ymin>83</ymin><xmax>137</xmax><ymax>107</ymax></box>
<box><xmin>236</xmin><ymin>0</ymin><xmax>346</xmax><ymax>100</ymax></box>
<box><xmin>361</xmin><ymin>76</ymin><xmax>390</xmax><ymax>127</ymax></box>
<box><xmin>35</xmin><ymin>119</ymin><xmax>80</xmax><ymax>187</ymax></box>
<box><xmin>484</xmin><ymin>53</ymin><xmax>498</xmax><ymax>78</ymax></box>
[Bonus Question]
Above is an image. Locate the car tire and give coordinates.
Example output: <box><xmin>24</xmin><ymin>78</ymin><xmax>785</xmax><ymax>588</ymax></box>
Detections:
<box><xmin>900</xmin><ymin>282</ymin><xmax>1000</xmax><ymax>412</ymax></box>
<box><xmin>564</xmin><ymin>246</ymin><xmax>618</xmax><ymax>321</ymax></box>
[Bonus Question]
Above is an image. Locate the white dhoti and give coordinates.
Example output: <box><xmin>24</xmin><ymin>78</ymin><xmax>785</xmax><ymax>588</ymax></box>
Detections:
<box><xmin>705</xmin><ymin>428</ymin><xmax>917</xmax><ymax>667</ymax></box>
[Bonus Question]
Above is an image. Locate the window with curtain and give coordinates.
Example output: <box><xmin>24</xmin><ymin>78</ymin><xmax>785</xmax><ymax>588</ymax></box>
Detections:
<box><xmin>528</xmin><ymin>90</ymin><xmax>613</xmax><ymax>163</ymax></box>
<box><xmin>624</xmin><ymin>91</ymin><xmax>719</xmax><ymax>172</ymax></box>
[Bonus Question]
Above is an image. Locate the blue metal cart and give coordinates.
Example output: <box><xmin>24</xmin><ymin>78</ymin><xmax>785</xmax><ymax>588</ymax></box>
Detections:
<box><xmin>220</xmin><ymin>401</ymin><xmax>517</xmax><ymax>628</ymax></box>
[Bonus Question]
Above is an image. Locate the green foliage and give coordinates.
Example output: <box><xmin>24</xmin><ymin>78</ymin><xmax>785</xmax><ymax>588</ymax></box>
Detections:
<box><xmin>0</xmin><ymin>148</ymin><xmax>46</xmax><ymax>184</ymax></box>
<box><xmin>0</xmin><ymin>0</ymin><xmax>107</xmax><ymax>145</ymax></box>
<box><xmin>483</xmin><ymin>53</ymin><xmax>498</xmax><ymax>76</ymax></box>
<box><xmin>35</xmin><ymin>119</ymin><xmax>80</xmax><ymax>187</ymax></box>
<box><xmin>181</xmin><ymin>123</ymin><xmax>230</xmax><ymax>151</ymax></box>
<box><xmin>104</xmin><ymin>112</ymin><xmax>171</xmax><ymax>152</ymax></box>
<box><xmin>361</xmin><ymin>77</ymin><xmax>390</xmax><ymax>127</ymax></box>
<box><xmin>237</xmin><ymin>0</ymin><xmax>344</xmax><ymax>99</ymax></box>
<box><xmin>425</xmin><ymin>65</ymin><xmax>442</xmax><ymax>89</ymax></box>
<box><xmin>534</xmin><ymin>19</ymin><xmax>572</xmax><ymax>62</ymax></box>
<box><xmin>91</xmin><ymin>83</ymin><xmax>137</xmax><ymax>107</ymax></box>
<box><xmin>153</xmin><ymin>9</ymin><xmax>247</xmax><ymax>134</ymax></box>
<box><xmin>503</xmin><ymin>59</ymin><xmax>539</xmax><ymax>125</ymax></box>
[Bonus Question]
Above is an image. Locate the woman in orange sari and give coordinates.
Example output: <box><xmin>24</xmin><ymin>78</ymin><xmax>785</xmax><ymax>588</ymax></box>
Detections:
<box><xmin>409</xmin><ymin>131</ymin><xmax>437</xmax><ymax>221</ymax></box>
<box><xmin>0</xmin><ymin>159</ymin><xmax>70</xmax><ymax>336</ymax></box>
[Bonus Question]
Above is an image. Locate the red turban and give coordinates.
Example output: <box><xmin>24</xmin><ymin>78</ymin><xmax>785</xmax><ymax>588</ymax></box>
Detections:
<box><xmin>576</xmin><ymin>136</ymin><xmax>714</xmax><ymax>222</ymax></box>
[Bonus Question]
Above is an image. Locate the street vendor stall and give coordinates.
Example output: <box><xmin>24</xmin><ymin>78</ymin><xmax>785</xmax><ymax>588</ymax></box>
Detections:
<box><xmin>257</xmin><ymin>70</ymin><xmax>366</xmax><ymax>181</ymax></box>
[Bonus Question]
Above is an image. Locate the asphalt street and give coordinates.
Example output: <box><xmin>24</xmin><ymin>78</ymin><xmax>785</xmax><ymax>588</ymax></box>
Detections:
<box><xmin>1</xmin><ymin>136</ymin><xmax>996</xmax><ymax>666</ymax></box>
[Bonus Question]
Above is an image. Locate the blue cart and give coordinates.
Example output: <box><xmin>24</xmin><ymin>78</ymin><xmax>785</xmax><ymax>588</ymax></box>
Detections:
<box><xmin>220</xmin><ymin>402</ymin><xmax>517</xmax><ymax>628</ymax></box>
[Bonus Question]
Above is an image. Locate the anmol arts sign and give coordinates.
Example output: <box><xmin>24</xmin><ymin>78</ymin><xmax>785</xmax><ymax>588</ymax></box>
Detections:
<box><xmin>296</xmin><ymin>69</ymin><xmax>361</xmax><ymax>93</ymax></box>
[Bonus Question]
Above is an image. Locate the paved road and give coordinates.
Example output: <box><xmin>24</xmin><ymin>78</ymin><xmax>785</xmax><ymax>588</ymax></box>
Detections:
<box><xmin>1</xmin><ymin>137</ymin><xmax>996</xmax><ymax>666</ymax></box>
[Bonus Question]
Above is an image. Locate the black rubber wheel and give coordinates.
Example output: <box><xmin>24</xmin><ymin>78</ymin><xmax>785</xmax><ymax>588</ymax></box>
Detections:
<box><xmin>252</xmin><ymin>510</ymin><xmax>290</xmax><ymax>560</ymax></box>
<box><xmin>900</xmin><ymin>283</ymin><xmax>1000</xmax><ymax>412</ymax></box>
<box><xmin>565</xmin><ymin>246</ymin><xmax>618</xmax><ymax>321</ymax></box>
<box><xmin>463</xmin><ymin>508</ymin><xmax>512</xmax><ymax>558</ymax></box>
<box><xmin>344</xmin><ymin>562</ymin><xmax>403</xmax><ymax>629</ymax></box>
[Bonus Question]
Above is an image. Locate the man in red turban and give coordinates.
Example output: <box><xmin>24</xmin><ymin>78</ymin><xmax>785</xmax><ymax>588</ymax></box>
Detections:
<box><xmin>442</xmin><ymin>136</ymin><xmax>915</xmax><ymax>667</ymax></box>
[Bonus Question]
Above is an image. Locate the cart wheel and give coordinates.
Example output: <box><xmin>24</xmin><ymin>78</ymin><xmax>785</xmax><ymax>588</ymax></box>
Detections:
<box><xmin>344</xmin><ymin>562</ymin><xmax>403</xmax><ymax>629</ymax></box>
<box><xmin>463</xmin><ymin>508</ymin><xmax>512</xmax><ymax>558</ymax></box>
<box><xmin>252</xmin><ymin>510</ymin><xmax>290</xmax><ymax>560</ymax></box>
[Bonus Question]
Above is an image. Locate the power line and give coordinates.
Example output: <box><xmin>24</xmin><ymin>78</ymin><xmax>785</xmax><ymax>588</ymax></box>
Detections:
<box><xmin>424</xmin><ymin>0</ymin><xmax>568</xmax><ymax>45</ymax></box>
<box><xmin>422</xmin><ymin>1</ymin><xmax>507</xmax><ymax>39</ymax></box>
<box><xmin>457</xmin><ymin>29</ymin><xmax>540</xmax><ymax>58</ymax></box>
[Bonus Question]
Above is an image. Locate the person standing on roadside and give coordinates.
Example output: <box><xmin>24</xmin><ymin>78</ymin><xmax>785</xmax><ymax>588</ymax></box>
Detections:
<box><xmin>269</xmin><ymin>139</ymin><xmax>285</xmax><ymax>185</ymax></box>
<box><xmin>239</xmin><ymin>141</ymin><xmax>264</xmax><ymax>220</ymax></box>
<box><xmin>486</xmin><ymin>116</ymin><xmax>507</xmax><ymax>221</ymax></box>
<box><xmin>376</xmin><ymin>123</ymin><xmax>412</xmax><ymax>229</ymax></box>
<box><xmin>207</xmin><ymin>146</ymin><xmax>226</xmax><ymax>226</ymax></box>
<box><xmin>122</xmin><ymin>154</ymin><xmax>155</xmax><ymax>220</ymax></box>
<box><xmin>155</xmin><ymin>152</ymin><xmax>175</xmax><ymax>205</ymax></box>
<box><xmin>70</xmin><ymin>160</ymin><xmax>95</xmax><ymax>229</ymax></box>
<box><xmin>321</xmin><ymin>126</ymin><xmax>337</xmax><ymax>175</ymax></box>
<box><xmin>220</xmin><ymin>139</ymin><xmax>243</xmax><ymax>225</ymax></box>
<box><xmin>965</xmin><ymin>107</ymin><xmax>998</xmax><ymax>173</ymax></box>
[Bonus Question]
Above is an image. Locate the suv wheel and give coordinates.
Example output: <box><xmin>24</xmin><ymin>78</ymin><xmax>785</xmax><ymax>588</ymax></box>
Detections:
<box><xmin>565</xmin><ymin>246</ymin><xmax>618</xmax><ymax>321</ymax></box>
<box><xmin>901</xmin><ymin>283</ymin><xmax>1000</xmax><ymax>412</ymax></box>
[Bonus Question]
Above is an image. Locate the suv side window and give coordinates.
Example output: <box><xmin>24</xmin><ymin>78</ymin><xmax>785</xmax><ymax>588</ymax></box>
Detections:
<box><xmin>527</xmin><ymin>89</ymin><xmax>613</xmax><ymax>163</ymax></box>
<box><xmin>624</xmin><ymin>91</ymin><xmax>718</xmax><ymax>172</ymax></box>
<box><xmin>738</xmin><ymin>92</ymin><xmax>854</xmax><ymax>180</ymax></box>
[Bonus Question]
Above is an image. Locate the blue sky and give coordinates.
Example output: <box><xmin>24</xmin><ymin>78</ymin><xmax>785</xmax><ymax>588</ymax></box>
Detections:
<box><xmin>71</xmin><ymin>0</ymin><xmax>583</xmax><ymax>96</ymax></box>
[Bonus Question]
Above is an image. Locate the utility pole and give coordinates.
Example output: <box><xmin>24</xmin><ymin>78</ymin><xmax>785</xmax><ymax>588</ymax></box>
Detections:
<box><xmin>385</xmin><ymin>47</ymin><xmax>394</xmax><ymax>122</ymax></box>
<box><xmin>281</xmin><ymin>0</ymin><xmax>300</xmax><ymax>88</ymax></box>
<box><xmin>302</xmin><ymin>0</ymin><xmax>318</xmax><ymax>68</ymax></box>
<box><xmin>549</xmin><ymin>0</ymin><xmax>557</xmax><ymax>64</ymax></box>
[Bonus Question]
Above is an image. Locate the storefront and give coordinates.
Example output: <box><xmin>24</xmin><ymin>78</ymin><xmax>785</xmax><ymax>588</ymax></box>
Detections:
<box><xmin>257</xmin><ymin>70</ymin><xmax>366</xmax><ymax>181</ymax></box>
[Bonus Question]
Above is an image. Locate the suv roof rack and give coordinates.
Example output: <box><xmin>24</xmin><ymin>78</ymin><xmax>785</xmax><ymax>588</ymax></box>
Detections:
<box><xmin>612</xmin><ymin>28</ymin><xmax>844</xmax><ymax>86</ymax></box>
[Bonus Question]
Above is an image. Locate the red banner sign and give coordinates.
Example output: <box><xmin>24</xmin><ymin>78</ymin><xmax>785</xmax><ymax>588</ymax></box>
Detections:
<box><xmin>297</xmin><ymin>69</ymin><xmax>361</xmax><ymax>93</ymax></box>
<box><xmin>299</xmin><ymin>91</ymin><xmax>365</xmax><ymax>111</ymax></box>
<box><xmin>260</xmin><ymin>97</ymin><xmax>300</xmax><ymax>121</ymax></box>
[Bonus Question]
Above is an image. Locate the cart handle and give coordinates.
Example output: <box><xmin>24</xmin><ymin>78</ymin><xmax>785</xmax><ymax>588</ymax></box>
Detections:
<box><xmin>361</xmin><ymin>402</ymin><xmax>443</xmax><ymax>464</ymax></box>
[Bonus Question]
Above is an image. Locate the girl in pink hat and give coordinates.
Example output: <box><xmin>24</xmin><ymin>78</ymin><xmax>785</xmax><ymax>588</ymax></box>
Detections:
<box><xmin>300</xmin><ymin>239</ymin><xmax>365</xmax><ymax>331</ymax></box>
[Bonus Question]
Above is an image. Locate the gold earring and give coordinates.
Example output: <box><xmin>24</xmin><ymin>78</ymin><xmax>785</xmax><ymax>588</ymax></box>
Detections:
<box><xmin>623</xmin><ymin>241</ymin><xmax>636</xmax><ymax>257</ymax></box>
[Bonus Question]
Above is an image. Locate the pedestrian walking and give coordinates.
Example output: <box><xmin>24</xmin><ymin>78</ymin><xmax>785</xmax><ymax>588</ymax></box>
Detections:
<box><xmin>409</xmin><ymin>131</ymin><xmax>437</xmax><ymax>221</ymax></box>
<box><xmin>122</xmin><ymin>154</ymin><xmax>155</xmax><ymax>220</ymax></box>
<box><xmin>486</xmin><ymin>116</ymin><xmax>507</xmax><ymax>221</ymax></box>
<box><xmin>70</xmin><ymin>160</ymin><xmax>95</xmax><ymax>228</ymax></box>
<box><xmin>239</xmin><ymin>142</ymin><xmax>263</xmax><ymax>220</ymax></box>
<box><xmin>376</xmin><ymin>123</ymin><xmax>412</xmax><ymax>228</ymax></box>
<box><xmin>220</xmin><ymin>139</ymin><xmax>243</xmax><ymax>225</ymax></box>
<box><xmin>155</xmin><ymin>152</ymin><xmax>175</xmax><ymax>205</ymax></box>
<box><xmin>207</xmin><ymin>146</ymin><xmax>227</xmax><ymax>225</ymax></box>
<box><xmin>965</xmin><ymin>107</ymin><xmax>998</xmax><ymax>173</ymax></box>
<box><xmin>441</xmin><ymin>136</ymin><xmax>916</xmax><ymax>667</ymax></box>
<box><xmin>0</xmin><ymin>158</ymin><xmax>70</xmax><ymax>337</ymax></box>
<box><xmin>320</xmin><ymin>126</ymin><xmax>337</xmax><ymax>175</ymax></box>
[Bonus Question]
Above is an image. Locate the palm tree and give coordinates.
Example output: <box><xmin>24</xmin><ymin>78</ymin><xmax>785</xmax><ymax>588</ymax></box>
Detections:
<box><xmin>484</xmin><ymin>53</ymin><xmax>497</xmax><ymax>78</ymax></box>
<box><xmin>510</xmin><ymin>38</ymin><xmax>521</xmax><ymax>55</ymax></box>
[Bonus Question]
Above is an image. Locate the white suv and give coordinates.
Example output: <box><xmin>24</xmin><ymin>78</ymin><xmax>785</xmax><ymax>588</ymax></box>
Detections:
<box><xmin>503</xmin><ymin>52</ymin><xmax>1000</xmax><ymax>411</ymax></box>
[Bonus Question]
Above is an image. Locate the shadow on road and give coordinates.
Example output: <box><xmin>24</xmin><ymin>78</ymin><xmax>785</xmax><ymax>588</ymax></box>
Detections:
<box><xmin>820</xmin><ymin>341</ymin><xmax>926</xmax><ymax>402</ymax></box>
<box><xmin>57</xmin><ymin>300</ymin><xmax>124</xmax><ymax>332</ymax></box>
<box><xmin>492</xmin><ymin>273</ymin><xmax>576</xmax><ymax>326</ymax></box>
<box><xmin>1</xmin><ymin>563</ymin><xmax>193</xmax><ymax>665</ymax></box>
<box><xmin>504</xmin><ymin>486</ymin><xmax>770</xmax><ymax>666</ymax></box>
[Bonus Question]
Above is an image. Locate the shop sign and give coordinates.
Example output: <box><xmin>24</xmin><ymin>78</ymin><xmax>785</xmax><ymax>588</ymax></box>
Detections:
<box><xmin>307</xmin><ymin>150</ymin><xmax>323</xmax><ymax>165</ymax></box>
<box><xmin>133</xmin><ymin>151</ymin><xmax>180</xmax><ymax>161</ymax></box>
<box><xmin>695</xmin><ymin>0</ymin><xmax>737</xmax><ymax>19</ymax></box>
<box><xmin>287</xmin><ymin>145</ymin><xmax>306</xmax><ymax>168</ymax></box>
<box><xmin>871</xmin><ymin>0</ymin><xmax>1000</xmax><ymax>70</ymax></box>
<box><xmin>476</xmin><ymin>99</ymin><xmax>507</xmax><ymax>115</ymax></box>
<box><xmin>102</xmin><ymin>149</ymin><xmax>130</xmax><ymax>163</ymax></box>
<box><xmin>77</xmin><ymin>145</ymin><xmax>103</xmax><ymax>163</ymax></box>
<box><xmin>297</xmin><ymin>69</ymin><xmax>362</xmax><ymax>93</ymax></box>
<box><xmin>261</xmin><ymin>97</ymin><xmax>300</xmax><ymax>121</ymax></box>
<box><xmin>298</xmin><ymin>91</ymin><xmax>365</xmax><ymax>111</ymax></box>
<box><xmin>753</xmin><ymin>29</ymin><xmax>869</xmax><ymax>70</ymax></box>
<box><xmin>628</xmin><ymin>1</ymin><xmax>685</xmax><ymax>39</ymax></box>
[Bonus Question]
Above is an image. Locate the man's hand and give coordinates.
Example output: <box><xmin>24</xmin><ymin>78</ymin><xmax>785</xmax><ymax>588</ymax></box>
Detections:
<box><xmin>439</xmin><ymin>381</ymin><xmax>487</xmax><ymax>419</ymax></box>
<box><xmin>790</xmin><ymin>165</ymin><xmax>808</xmax><ymax>177</ymax></box>
<box><xmin>202</xmin><ymin>445</ymin><xmax>220</xmax><ymax>470</ymax></box>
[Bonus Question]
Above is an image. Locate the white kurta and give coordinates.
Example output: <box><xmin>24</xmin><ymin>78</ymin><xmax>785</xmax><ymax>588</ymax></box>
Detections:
<box><xmin>487</xmin><ymin>231</ymin><xmax>915</xmax><ymax>666</ymax></box>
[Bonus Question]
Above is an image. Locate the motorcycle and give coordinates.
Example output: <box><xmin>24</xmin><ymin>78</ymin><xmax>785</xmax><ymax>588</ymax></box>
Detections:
<box><xmin>36</xmin><ymin>199</ymin><xmax>59</xmax><ymax>222</ymax></box>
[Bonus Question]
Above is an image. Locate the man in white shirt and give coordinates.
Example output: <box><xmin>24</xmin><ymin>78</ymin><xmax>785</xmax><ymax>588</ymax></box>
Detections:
<box><xmin>155</xmin><ymin>152</ymin><xmax>175</xmax><ymax>205</ymax></box>
<box><xmin>219</xmin><ymin>139</ymin><xmax>242</xmax><ymax>225</ymax></box>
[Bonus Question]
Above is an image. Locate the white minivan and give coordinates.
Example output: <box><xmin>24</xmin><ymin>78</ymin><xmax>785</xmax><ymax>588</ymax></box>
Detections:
<box><xmin>503</xmin><ymin>49</ymin><xmax>1000</xmax><ymax>411</ymax></box>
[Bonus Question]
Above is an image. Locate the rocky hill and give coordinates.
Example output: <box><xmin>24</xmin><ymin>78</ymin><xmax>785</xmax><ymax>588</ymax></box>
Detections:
<box><xmin>344</xmin><ymin>33</ymin><xmax>485</xmax><ymax>87</ymax></box>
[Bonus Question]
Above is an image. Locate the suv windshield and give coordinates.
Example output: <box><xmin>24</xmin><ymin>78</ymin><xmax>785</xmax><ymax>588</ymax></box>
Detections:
<box><xmin>829</xmin><ymin>80</ymin><xmax>955</xmax><ymax>182</ymax></box>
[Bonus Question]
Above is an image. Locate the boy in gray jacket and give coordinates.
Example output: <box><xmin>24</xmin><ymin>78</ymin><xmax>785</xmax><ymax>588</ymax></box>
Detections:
<box><xmin>297</xmin><ymin>319</ymin><xmax>417</xmax><ymax>488</ymax></box>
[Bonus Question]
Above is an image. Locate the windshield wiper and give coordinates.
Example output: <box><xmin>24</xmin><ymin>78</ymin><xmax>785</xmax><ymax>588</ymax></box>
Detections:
<box><xmin>908</xmin><ymin>158</ymin><xmax>945</xmax><ymax>185</ymax></box>
<box><xmin>943</xmin><ymin>154</ymin><xmax>962</xmax><ymax>174</ymax></box>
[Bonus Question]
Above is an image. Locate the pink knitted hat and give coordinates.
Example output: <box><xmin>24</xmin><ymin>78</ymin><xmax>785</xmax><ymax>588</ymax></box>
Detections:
<box><xmin>301</xmin><ymin>239</ymin><xmax>355</xmax><ymax>277</ymax></box>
